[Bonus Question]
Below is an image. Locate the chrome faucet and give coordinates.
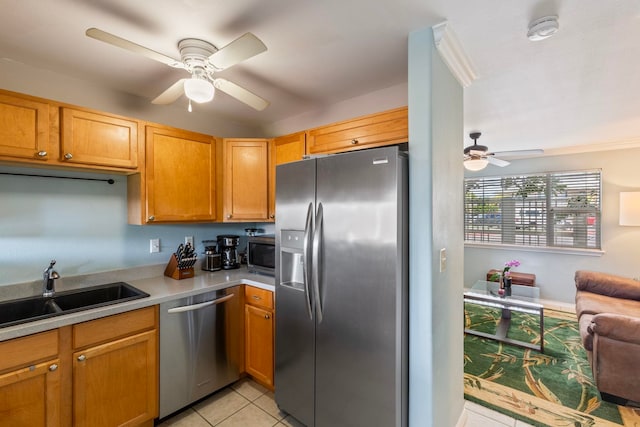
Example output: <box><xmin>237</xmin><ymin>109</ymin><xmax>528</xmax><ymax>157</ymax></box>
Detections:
<box><xmin>42</xmin><ymin>260</ymin><xmax>60</xmax><ymax>297</ymax></box>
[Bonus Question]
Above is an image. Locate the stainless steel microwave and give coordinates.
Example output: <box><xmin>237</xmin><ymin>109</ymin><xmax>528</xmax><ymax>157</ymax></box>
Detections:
<box><xmin>247</xmin><ymin>235</ymin><xmax>275</xmax><ymax>276</ymax></box>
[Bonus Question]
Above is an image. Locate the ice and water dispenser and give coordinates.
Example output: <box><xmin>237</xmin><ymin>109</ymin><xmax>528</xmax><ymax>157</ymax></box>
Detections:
<box><xmin>279</xmin><ymin>230</ymin><xmax>305</xmax><ymax>291</ymax></box>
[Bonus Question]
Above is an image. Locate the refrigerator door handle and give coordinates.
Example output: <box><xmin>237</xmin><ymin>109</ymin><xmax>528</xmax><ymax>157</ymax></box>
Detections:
<box><xmin>302</xmin><ymin>202</ymin><xmax>314</xmax><ymax>320</ymax></box>
<box><xmin>312</xmin><ymin>202</ymin><xmax>324</xmax><ymax>323</ymax></box>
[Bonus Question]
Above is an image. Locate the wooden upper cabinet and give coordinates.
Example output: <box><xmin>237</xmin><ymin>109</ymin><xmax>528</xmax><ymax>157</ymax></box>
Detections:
<box><xmin>141</xmin><ymin>125</ymin><xmax>217</xmax><ymax>224</ymax></box>
<box><xmin>222</xmin><ymin>138</ymin><xmax>270</xmax><ymax>222</ymax></box>
<box><xmin>269</xmin><ymin>132</ymin><xmax>306</xmax><ymax>221</ymax></box>
<box><xmin>0</xmin><ymin>91</ymin><xmax>52</xmax><ymax>162</ymax></box>
<box><xmin>306</xmin><ymin>106</ymin><xmax>408</xmax><ymax>155</ymax></box>
<box><xmin>60</xmin><ymin>108</ymin><xmax>138</xmax><ymax>170</ymax></box>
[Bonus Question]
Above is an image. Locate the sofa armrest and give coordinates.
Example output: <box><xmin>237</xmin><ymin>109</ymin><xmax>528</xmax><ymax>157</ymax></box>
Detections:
<box><xmin>575</xmin><ymin>270</ymin><xmax>640</xmax><ymax>301</ymax></box>
<box><xmin>589</xmin><ymin>313</ymin><xmax>640</xmax><ymax>345</ymax></box>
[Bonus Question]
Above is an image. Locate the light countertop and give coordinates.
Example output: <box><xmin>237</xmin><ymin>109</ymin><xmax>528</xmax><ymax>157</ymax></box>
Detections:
<box><xmin>0</xmin><ymin>265</ymin><xmax>274</xmax><ymax>342</ymax></box>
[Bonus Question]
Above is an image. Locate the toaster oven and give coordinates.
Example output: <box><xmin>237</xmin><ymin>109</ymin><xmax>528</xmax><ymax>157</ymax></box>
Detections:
<box><xmin>247</xmin><ymin>235</ymin><xmax>275</xmax><ymax>276</ymax></box>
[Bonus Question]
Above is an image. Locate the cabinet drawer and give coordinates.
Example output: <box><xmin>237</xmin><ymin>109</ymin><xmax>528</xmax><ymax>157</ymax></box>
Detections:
<box><xmin>0</xmin><ymin>330</ymin><xmax>59</xmax><ymax>373</ymax></box>
<box><xmin>245</xmin><ymin>286</ymin><xmax>273</xmax><ymax>310</ymax></box>
<box><xmin>73</xmin><ymin>306</ymin><xmax>157</xmax><ymax>349</ymax></box>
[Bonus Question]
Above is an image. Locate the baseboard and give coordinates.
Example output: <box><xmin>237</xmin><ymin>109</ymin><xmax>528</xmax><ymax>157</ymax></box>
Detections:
<box><xmin>455</xmin><ymin>407</ymin><xmax>468</xmax><ymax>427</ymax></box>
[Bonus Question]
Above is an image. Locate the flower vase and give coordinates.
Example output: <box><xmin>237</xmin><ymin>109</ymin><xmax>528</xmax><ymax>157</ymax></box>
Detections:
<box><xmin>504</xmin><ymin>276</ymin><xmax>512</xmax><ymax>296</ymax></box>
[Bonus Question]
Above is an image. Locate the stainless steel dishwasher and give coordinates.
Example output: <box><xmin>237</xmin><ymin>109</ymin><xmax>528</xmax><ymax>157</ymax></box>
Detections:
<box><xmin>159</xmin><ymin>286</ymin><xmax>242</xmax><ymax>418</ymax></box>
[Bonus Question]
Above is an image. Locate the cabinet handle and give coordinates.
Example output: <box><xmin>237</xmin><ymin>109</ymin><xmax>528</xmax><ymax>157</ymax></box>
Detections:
<box><xmin>37</xmin><ymin>151</ymin><xmax>48</xmax><ymax>157</ymax></box>
<box><xmin>351</xmin><ymin>139</ymin><xmax>359</xmax><ymax>145</ymax></box>
<box><xmin>227</xmin><ymin>214</ymin><xmax>232</xmax><ymax>219</ymax></box>
<box><xmin>49</xmin><ymin>364</ymin><xmax>58</xmax><ymax>371</ymax></box>
<box><xmin>270</xmin><ymin>214</ymin><xmax>275</xmax><ymax>219</ymax></box>
<box><xmin>77</xmin><ymin>355</ymin><xmax>86</xmax><ymax>362</ymax></box>
<box><xmin>148</xmin><ymin>215</ymin><xmax>155</xmax><ymax>221</ymax></box>
<box><xmin>252</xmin><ymin>295</ymin><xmax>262</xmax><ymax>300</ymax></box>
<box><xmin>64</xmin><ymin>153</ymin><xmax>73</xmax><ymax>160</ymax></box>
<box><xmin>264</xmin><ymin>314</ymin><xmax>271</xmax><ymax>319</ymax></box>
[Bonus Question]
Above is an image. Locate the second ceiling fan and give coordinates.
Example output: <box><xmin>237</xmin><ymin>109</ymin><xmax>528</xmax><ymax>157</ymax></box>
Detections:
<box><xmin>463</xmin><ymin>132</ymin><xmax>543</xmax><ymax>171</ymax></box>
<box><xmin>86</xmin><ymin>28</ymin><xmax>269</xmax><ymax>111</ymax></box>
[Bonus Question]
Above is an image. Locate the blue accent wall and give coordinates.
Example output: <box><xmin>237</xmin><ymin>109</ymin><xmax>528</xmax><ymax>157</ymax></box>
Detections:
<box><xmin>0</xmin><ymin>165</ymin><xmax>258</xmax><ymax>285</ymax></box>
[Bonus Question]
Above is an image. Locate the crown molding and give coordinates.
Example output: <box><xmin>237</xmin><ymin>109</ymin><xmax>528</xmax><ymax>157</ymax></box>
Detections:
<box><xmin>543</xmin><ymin>137</ymin><xmax>640</xmax><ymax>156</ymax></box>
<box><xmin>432</xmin><ymin>21</ymin><xmax>477</xmax><ymax>88</ymax></box>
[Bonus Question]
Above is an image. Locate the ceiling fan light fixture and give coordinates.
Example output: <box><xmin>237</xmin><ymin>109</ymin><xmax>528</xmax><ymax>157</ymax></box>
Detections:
<box><xmin>464</xmin><ymin>158</ymin><xmax>489</xmax><ymax>171</ymax></box>
<box><xmin>527</xmin><ymin>16</ymin><xmax>559</xmax><ymax>41</ymax></box>
<box><xmin>184</xmin><ymin>78</ymin><xmax>215</xmax><ymax>103</ymax></box>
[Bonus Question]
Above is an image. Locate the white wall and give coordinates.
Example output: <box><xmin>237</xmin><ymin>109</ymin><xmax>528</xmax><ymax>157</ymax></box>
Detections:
<box><xmin>262</xmin><ymin>82</ymin><xmax>408</xmax><ymax>137</ymax></box>
<box><xmin>464</xmin><ymin>147</ymin><xmax>640</xmax><ymax>303</ymax></box>
<box><xmin>408</xmin><ymin>27</ymin><xmax>464</xmax><ymax>427</ymax></box>
<box><xmin>0</xmin><ymin>59</ymin><xmax>261</xmax><ymax>137</ymax></box>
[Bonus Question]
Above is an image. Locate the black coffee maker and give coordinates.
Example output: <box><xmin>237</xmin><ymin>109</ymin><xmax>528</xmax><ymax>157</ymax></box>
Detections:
<box><xmin>217</xmin><ymin>235</ymin><xmax>240</xmax><ymax>270</ymax></box>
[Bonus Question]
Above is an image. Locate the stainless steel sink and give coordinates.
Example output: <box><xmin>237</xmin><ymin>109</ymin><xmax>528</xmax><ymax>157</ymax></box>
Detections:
<box><xmin>0</xmin><ymin>282</ymin><xmax>149</xmax><ymax>328</ymax></box>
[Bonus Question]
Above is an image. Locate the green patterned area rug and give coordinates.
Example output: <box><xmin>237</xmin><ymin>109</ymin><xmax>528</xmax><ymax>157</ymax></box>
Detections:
<box><xmin>464</xmin><ymin>303</ymin><xmax>640</xmax><ymax>427</ymax></box>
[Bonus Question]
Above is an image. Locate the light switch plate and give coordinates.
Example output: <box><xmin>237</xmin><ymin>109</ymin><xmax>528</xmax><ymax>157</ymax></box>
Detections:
<box><xmin>439</xmin><ymin>248</ymin><xmax>446</xmax><ymax>272</ymax></box>
<box><xmin>185</xmin><ymin>236</ymin><xmax>194</xmax><ymax>248</ymax></box>
<box><xmin>150</xmin><ymin>238</ymin><xmax>160</xmax><ymax>253</ymax></box>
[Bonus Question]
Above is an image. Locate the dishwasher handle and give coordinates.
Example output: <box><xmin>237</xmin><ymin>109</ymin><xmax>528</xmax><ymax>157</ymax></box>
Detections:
<box><xmin>167</xmin><ymin>293</ymin><xmax>234</xmax><ymax>313</ymax></box>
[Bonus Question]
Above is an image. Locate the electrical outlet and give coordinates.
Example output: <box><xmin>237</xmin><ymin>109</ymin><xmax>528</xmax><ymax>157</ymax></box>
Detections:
<box><xmin>185</xmin><ymin>236</ymin><xmax>194</xmax><ymax>248</ymax></box>
<box><xmin>150</xmin><ymin>238</ymin><xmax>160</xmax><ymax>253</ymax></box>
<box><xmin>439</xmin><ymin>248</ymin><xmax>447</xmax><ymax>273</ymax></box>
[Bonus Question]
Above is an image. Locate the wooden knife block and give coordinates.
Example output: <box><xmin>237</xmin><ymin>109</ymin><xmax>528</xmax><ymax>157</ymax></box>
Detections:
<box><xmin>164</xmin><ymin>254</ymin><xmax>195</xmax><ymax>280</ymax></box>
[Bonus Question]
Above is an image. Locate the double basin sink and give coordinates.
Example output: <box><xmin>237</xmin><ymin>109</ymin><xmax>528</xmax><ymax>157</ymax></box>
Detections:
<box><xmin>0</xmin><ymin>282</ymin><xmax>149</xmax><ymax>328</ymax></box>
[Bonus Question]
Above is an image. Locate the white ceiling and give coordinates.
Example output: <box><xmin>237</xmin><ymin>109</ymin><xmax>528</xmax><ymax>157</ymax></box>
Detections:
<box><xmin>1</xmin><ymin>0</ymin><xmax>639</xmax><ymax>154</ymax></box>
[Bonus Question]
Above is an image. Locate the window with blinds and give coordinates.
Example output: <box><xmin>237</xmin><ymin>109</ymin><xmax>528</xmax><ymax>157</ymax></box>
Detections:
<box><xmin>464</xmin><ymin>170</ymin><xmax>601</xmax><ymax>250</ymax></box>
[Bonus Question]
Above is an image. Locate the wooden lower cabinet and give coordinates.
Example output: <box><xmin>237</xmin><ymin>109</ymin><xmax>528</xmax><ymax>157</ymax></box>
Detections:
<box><xmin>73</xmin><ymin>330</ymin><xmax>157</xmax><ymax>427</ymax></box>
<box><xmin>244</xmin><ymin>286</ymin><xmax>274</xmax><ymax>389</ymax></box>
<box><xmin>0</xmin><ymin>307</ymin><xmax>157</xmax><ymax>427</ymax></box>
<box><xmin>0</xmin><ymin>358</ymin><xmax>61</xmax><ymax>427</ymax></box>
<box><xmin>72</xmin><ymin>306</ymin><xmax>158</xmax><ymax>427</ymax></box>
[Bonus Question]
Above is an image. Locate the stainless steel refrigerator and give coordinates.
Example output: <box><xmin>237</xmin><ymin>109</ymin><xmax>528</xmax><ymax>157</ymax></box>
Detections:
<box><xmin>275</xmin><ymin>146</ymin><xmax>408</xmax><ymax>427</ymax></box>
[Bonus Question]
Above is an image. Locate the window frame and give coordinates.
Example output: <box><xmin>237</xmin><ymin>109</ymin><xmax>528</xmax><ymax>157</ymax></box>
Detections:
<box><xmin>464</xmin><ymin>169</ymin><xmax>603</xmax><ymax>254</ymax></box>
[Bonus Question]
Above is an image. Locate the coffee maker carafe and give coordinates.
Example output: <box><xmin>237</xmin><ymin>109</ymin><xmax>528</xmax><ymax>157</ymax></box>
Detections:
<box><xmin>217</xmin><ymin>235</ymin><xmax>240</xmax><ymax>270</ymax></box>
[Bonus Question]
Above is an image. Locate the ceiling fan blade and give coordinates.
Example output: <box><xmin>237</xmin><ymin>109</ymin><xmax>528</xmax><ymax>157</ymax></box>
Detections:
<box><xmin>491</xmin><ymin>149</ymin><xmax>544</xmax><ymax>158</ymax></box>
<box><xmin>487</xmin><ymin>156</ymin><xmax>510</xmax><ymax>167</ymax></box>
<box><xmin>152</xmin><ymin>79</ymin><xmax>187</xmax><ymax>104</ymax></box>
<box><xmin>208</xmin><ymin>33</ymin><xmax>267</xmax><ymax>71</ymax></box>
<box><xmin>86</xmin><ymin>28</ymin><xmax>184</xmax><ymax>68</ymax></box>
<box><xmin>213</xmin><ymin>78</ymin><xmax>270</xmax><ymax>111</ymax></box>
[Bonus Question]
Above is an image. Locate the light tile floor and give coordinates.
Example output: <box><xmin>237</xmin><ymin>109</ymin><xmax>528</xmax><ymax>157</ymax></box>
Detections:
<box><xmin>157</xmin><ymin>378</ymin><xmax>525</xmax><ymax>427</ymax></box>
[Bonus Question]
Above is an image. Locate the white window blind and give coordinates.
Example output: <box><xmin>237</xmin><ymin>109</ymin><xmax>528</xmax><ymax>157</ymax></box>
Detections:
<box><xmin>464</xmin><ymin>170</ymin><xmax>601</xmax><ymax>250</ymax></box>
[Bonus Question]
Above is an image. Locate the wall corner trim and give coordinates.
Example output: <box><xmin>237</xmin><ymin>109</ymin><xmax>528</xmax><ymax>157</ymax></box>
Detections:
<box><xmin>432</xmin><ymin>21</ymin><xmax>477</xmax><ymax>88</ymax></box>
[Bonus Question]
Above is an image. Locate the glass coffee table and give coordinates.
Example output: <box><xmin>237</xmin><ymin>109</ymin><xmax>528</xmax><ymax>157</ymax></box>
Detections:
<box><xmin>464</xmin><ymin>280</ymin><xmax>544</xmax><ymax>352</ymax></box>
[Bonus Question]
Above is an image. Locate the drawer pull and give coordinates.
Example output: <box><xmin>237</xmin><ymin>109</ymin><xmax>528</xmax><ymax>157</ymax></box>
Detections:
<box><xmin>351</xmin><ymin>139</ymin><xmax>359</xmax><ymax>145</ymax></box>
<box><xmin>37</xmin><ymin>151</ymin><xmax>48</xmax><ymax>157</ymax></box>
<box><xmin>49</xmin><ymin>364</ymin><xmax>58</xmax><ymax>372</ymax></box>
<box><xmin>264</xmin><ymin>314</ymin><xmax>271</xmax><ymax>320</ymax></box>
<box><xmin>64</xmin><ymin>153</ymin><xmax>73</xmax><ymax>160</ymax></box>
<box><xmin>77</xmin><ymin>354</ymin><xmax>86</xmax><ymax>362</ymax></box>
<box><xmin>252</xmin><ymin>295</ymin><xmax>262</xmax><ymax>300</ymax></box>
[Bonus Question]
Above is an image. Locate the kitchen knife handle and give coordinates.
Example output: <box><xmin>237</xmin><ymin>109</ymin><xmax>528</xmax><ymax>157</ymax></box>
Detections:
<box><xmin>312</xmin><ymin>203</ymin><xmax>324</xmax><ymax>323</ymax></box>
<box><xmin>302</xmin><ymin>202</ymin><xmax>314</xmax><ymax>320</ymax></box>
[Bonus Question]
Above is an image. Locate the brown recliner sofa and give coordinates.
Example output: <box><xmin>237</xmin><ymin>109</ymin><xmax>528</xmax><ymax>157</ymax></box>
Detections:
<box><xmin>575</xmin><ymin>270</ymin><xmax>640</xmax><ymax>405</ymax></box>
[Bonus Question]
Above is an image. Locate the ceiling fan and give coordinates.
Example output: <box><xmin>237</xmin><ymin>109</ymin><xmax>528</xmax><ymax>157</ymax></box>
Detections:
<box><xmin>463</xmin><ymin>132</ymin><xmax>543</xmax><ymax>171</ymax></box>
<box><xmin>85</xmin><ymin>28</ymin><xmax>269</xmax><ymax>111</ymax></box>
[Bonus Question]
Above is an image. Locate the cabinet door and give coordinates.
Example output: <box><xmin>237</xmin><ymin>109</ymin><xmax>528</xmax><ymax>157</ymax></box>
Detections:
<box><xmin>306</xmin><ymin>106</ymin><xmax>407</xmax><ymax>155</ymax></box>
<box><xmin>73</xmin><ymin>330</ymin><xmax>157</xmax><ymax>427</ymax></box>
<box><xmin>223</xmin><ymin>138</ymin><xmax>269</xmax><ymax>221</ymax></box>
<box><xmin>245</xmin><ymin>304</ymin><xmax>274</xmax><ymax>388</ymax></box>
<box><xmin>145</xmin><ymin>126</ymin><xmax>216</xmax><ymax>223</ymax></box>
<box><xmin>0</xmin><ymin>91</ymin><xmax>51</xmax><ymax>162</ymax></box>
<box><xmin>60</xmin><ymin>108</ymin><xmax>138</xmax><ymax>170</ymax></box>
<box><xmin>0</xmin><ymin>359</ymin><xmax>61</xmax><ymax>427</ymax></box>
<box><xmin>269</xmin><ymin>132</ymin><xmax>306</xmax><ymax>220</ymax></box>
